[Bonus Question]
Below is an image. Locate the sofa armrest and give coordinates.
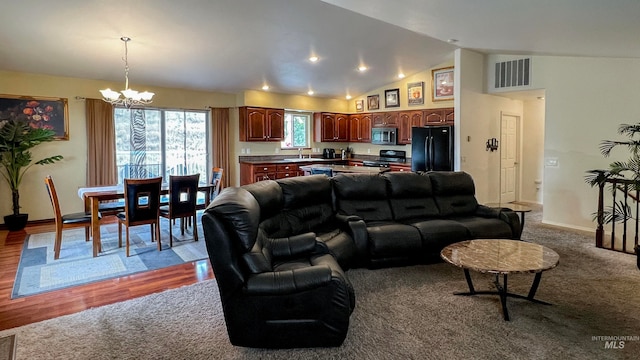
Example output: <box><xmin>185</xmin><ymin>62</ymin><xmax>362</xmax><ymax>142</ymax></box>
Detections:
<box><xmin>475</xmin><ymin>204</ymin><xmax>501</xmax><ymax>218</ymax></box>
<box><xmin>244</xmin><ymin>265</ymin><xmax>332</xmax><ymax>295</ymax></box>
<box><xmin>499</xmin><ymin>210</ymin><xmax>522</xmax><ymax>239</ymax></box>
<box><xmin>268</xmin><ymin>232</ymin><xmax>318</xmax><ymax>259</ymax></box>
<box><xmin>475</xmin><ymin>205</ymin><xmax>522</xmax><ymax>239</ymax></box>
<box><xmin>335</xmin><ymin>213</ymin><xmax>362</xmax><ymax>222</ymax></box>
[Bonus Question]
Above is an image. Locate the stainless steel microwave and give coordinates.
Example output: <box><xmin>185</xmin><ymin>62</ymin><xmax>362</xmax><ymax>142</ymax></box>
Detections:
<box><xmin>371</xmin><ymin>127</ymin><xmax>397</xmax><ymax>145</ymax></box>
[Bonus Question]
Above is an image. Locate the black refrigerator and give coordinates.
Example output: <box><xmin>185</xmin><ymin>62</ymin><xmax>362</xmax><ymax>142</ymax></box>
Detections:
<box><xmin>411</xmin><ymin>125</ymin><xmax>454</xmax><ymax>171</ymax></box>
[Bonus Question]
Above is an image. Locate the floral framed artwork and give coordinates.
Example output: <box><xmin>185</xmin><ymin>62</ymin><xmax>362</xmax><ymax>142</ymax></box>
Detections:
<box><xmin>355</xmin><ymin>99</ymin><xmax>364</xmax><ymax>112</ymax></box>
<box><xmin>432</xmin><ymin>66</ymin><xmax>454</xmax><ymax>102</ymax></box>
<box><xmin>384</xmin><ymin>88</ymin><xmax>400</xmax><ymax>108</ymax></box>
<box><xmin>0</xmin><ymin>94</ymin><xmax>69</xmax><ymax>140</ymax></box>
<box><xmin>407</xmin><ymin>82</ymin><xmax>424</xmax><ymax>105</ymax></box>
<box><xmin>367</xmin><ymin>94</ymin><xmax>380</xmax><ymax>110</ymax></box>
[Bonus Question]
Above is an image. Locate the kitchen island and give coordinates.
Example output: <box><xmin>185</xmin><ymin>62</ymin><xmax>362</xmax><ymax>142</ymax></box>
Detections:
<box><xmin>299</xmin><ymin>164</ymin><xmax>391</xmax><ymax>175</ymax></box>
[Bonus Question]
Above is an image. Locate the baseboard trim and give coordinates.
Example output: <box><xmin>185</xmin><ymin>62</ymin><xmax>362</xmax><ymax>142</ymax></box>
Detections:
<box><xmin>0</xmin><ymin>218</ymin><xmax>55</xmax><ymax>231</ymax></box>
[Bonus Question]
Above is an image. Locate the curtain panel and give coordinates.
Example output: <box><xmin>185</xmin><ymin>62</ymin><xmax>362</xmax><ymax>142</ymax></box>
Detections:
<box><xmin>210</xmin><ymin>107</ymin><xmax>230</xmax><ymax>189</ymax></box>
<box><xmin>85</xmin><ymin>99</ymin><xmax>116</xmax><ymax>186</ymax></box>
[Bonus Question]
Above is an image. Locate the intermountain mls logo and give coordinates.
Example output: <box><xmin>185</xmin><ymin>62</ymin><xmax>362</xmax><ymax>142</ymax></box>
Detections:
<box><xmin>592</xmin><ymin>335</ymin><xmax>639</xmax><ymax>349</ymax></box>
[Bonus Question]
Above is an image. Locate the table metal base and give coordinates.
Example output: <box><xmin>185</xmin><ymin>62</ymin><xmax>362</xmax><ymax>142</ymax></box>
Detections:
<box><xmin>454</xmin><ymin>269</ymin><xmax>552</xmax><ymax>321</ymax></box>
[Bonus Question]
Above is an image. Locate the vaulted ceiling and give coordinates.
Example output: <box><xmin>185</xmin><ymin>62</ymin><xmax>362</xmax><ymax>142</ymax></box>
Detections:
<box><xmin>1</xmin><ymin>0</ymin><xmax>638</xmax><ymax>99</ymax></box>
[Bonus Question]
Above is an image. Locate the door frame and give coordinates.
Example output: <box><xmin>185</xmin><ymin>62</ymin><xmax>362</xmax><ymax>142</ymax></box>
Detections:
<box><xmin>499</xmin><ymin>111</ymin><xmax>522</xmax><ymax>203</ymax></box>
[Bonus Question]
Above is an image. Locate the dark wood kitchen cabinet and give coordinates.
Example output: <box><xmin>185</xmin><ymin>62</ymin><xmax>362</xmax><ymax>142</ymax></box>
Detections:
<box><xmin>314</xmin><ymin>112</ymin><xmax>349</xmax><ymax>142</ymax></box>
<box><xmin>372</xmin><ymin>112</ymin><xmax>398</xmax><ymax>127</ymax></box>
<box><xmin>349</xmin><ymin>113</ymin><xmax>372</xmax><ymax>142</ymax></box>
<box><xmin>239</xmin><ymin>106</ymin><xmax>284</xmax><ymax>142</ymax></box>
<box><xmin>397</xmin><ymin>110</ymin><xmax>423</xmax><ymax>144</ymax></box>
<box><xmin>423</xmin><ymin>107</ymin><xmax>454</xmax><ymax>125</ymax></box>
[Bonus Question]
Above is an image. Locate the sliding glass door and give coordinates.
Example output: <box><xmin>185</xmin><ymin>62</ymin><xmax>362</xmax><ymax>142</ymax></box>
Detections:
<box><xmin>114</xmin><ymin>108</ymin><xmax>209</xmax><ymax>184</ymax></box>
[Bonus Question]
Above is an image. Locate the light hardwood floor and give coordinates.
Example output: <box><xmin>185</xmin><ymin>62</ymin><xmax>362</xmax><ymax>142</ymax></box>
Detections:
<box><xmin>0</xmin><ymin>219</ymin><xmax>214</xmax><ymax>331</ymax></box>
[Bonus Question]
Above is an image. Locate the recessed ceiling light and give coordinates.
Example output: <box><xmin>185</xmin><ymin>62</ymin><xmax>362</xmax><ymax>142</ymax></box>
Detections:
<box><xmin>307</xmin><ymin>90</ymin><xmax>314</xmax><ymax>95</ymax></box>
<box><xmin>262</xmin><ymin>85</ymin><xmax>269</xmax><ymax>91</ymax></box>
<box><xmin>537</xmin><ymin>96</ymin><xmax>545</xmax><ymax>100</ymax></box>
<box><xmin>309</xmin><ymin>56</ymin><xmax>319</xmax><ymax>62</ymax></box>
<box><xmin>358</xmin><ymin>65</ymin><xmax>368</xmax><ymax>72</ymax></box>
<box><xmin>398</xmin><ymin>73</ymin><xmax>405</xmax><ymax>79</ymax></box>
<box><xmin>346</xmin><ymin>95</ymin><xmax>352</xmax><ymax>100</ymax></box>
<box><xmin>447</xmin><ymin>39</ymin><xmax>458</xmax><ymax>44</ymax></box>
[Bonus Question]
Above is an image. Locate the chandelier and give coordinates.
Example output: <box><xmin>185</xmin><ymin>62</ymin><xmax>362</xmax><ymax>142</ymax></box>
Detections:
<box><xmin>100</xmin><ymin>36</ymin><xmax>154</xmax><ymax>108</ymax></box>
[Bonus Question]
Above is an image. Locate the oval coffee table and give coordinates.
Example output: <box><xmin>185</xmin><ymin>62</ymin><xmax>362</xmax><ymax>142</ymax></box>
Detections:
<box><xmin>440</xmin><ymin>239</ymin><xmax>560</xmax><ymax>321</ymax></box>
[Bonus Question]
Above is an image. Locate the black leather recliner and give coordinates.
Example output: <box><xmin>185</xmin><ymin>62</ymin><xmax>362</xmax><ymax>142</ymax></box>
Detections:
<box><xmin>202</xmin><ymin>185</ymin><xmax>355</xmax><ymax>349</ymax></box>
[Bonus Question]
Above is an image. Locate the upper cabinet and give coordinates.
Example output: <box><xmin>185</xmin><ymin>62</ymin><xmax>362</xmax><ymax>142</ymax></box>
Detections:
<box><xmin>349</xmin><ymin>113</ymin><xmax>372</xmax><ymax>142</ymax></box>
<box><xmin>239</xmin><ymin>106</ymin><xmax>285</xmax><ymax>142</ymax></box>
<box><xmin>314</xmin><ymin>112</ymin><xmax>349</xmax><ymax>142</ymax></box>
<box><xmin>423</xmin><ymin>107</ymin><xmax>454</xmax><ymax>125</ymax></box>
<box><xmin>372</xmin><ymin>112</ymin><xmax>398</xmax><ymax>127</ymax></box>
<box><xmin>397</xmin><ymin>110</ymin><xmax>423</xmax><ymax>144</ymax></box>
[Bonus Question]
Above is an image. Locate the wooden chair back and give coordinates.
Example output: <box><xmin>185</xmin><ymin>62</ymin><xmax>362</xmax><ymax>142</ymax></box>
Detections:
<box><xmin>210</xmin><ymin>167</ymin><xmax>224</xmax><ymax>200</ymax></box>
<box><xmin>44</xmin><ymin>175</ymin><xmax>63</xmax><ymax>226</ymax></box>
<box><xmin>123</xmin><ymin>177</ymin><xmax>162</xmax><ymax>226</ymax></box>
<box><xmin>167</xmin><ymin>174</ymin><xmax>200</xmax><ymax>218</ymax></box>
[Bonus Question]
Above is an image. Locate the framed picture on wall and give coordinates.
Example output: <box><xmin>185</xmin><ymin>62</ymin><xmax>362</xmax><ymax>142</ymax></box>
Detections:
<box><xmin>432</xmin><ymin>66</ymin><xmax>454</xmax><ymax>101</ymax></box>
<box><xmin>384</xmin><ymin>88</ymin><xmax>400</xmax><ymax>108</ymax></box>
<box><xmin>407</xmin><ymin>82</ymin><xmax>424</xmax><ymax>105</ymax></box>
<box><xmin>355</xmin><ymin>99</ymin><xmax>364</xmax><ymax>112</ymax></box>
<box><xmin>0</xmin><ymin>94</ymin><xmax>69</xmax><ymax>140</ymax></box>
<box><xmin>367</xmin><ymin>94</ymin><xmax>379</xmax><ymax>110</ymax></box>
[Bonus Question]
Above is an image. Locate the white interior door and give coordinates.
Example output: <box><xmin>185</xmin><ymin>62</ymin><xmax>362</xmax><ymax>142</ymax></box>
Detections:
<box><xmin>500</xmin><ymin>114</ymin><xmax>519</xmax><ymax>203</ymax></box>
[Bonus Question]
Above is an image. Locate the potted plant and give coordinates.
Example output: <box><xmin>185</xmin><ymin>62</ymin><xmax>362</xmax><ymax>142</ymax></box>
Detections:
<box><xmin>585</xmin><ymin>123</ymin><xmax>640</xmax><ymax>269</ymax></box>
<box><xmin>0</xmin><ymin>113</ymin><xmax>63</xmax><ymax>231</ymax></box>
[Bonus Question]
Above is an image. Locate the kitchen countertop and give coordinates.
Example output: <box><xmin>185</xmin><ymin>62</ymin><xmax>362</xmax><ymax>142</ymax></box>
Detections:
<box><xmin>239</xmin><ymin>156</ymin><xmax>411</xmax><ymax>166</ymax></box>
<box><xmin>299</xmin><ymin>164</ymin><xmax>391</xmax><ymax>174</ymax></box>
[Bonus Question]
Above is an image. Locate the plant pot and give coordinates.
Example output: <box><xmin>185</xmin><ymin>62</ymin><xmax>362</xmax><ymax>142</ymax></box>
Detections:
<box><xmin>4</xmin><ymin>214</ymin><xmax>28</xmax><ymax>231</ymax></box>
<box><xmin>635</xmin><ymin>245</ymin><xmax>640</xmax><ymax>271</ymax></box>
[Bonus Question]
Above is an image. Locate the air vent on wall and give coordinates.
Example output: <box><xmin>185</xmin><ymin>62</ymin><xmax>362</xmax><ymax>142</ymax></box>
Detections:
<box><xmin>494</xmin><ymin>58</ymin><xmax>530</xmax><ymax>89</ymax></box>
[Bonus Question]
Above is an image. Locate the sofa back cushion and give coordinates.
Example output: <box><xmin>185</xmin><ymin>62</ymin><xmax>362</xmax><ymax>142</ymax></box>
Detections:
<box><xmin>428</xmin><ymin>171</ymin><xmax>478</xmax><ymax>216</ymax></box>
<box><xmin>332</xmin><ymin>173</ymin><xmax>393</xmax><ymax>221</ymax></box>
<box><xmin>262</xmin><ymin>175</ymin><xmax>335</xmax><ymax>236</ymax></box>
<box><xmin>384</xmin><ymin>172</ymin><xmax>440</xmax><ymax>220</ymax></box>
<box><xmin>243</xmin><ymin>180</ymin><xmax>283</xmax><ymax>221</ymax></box>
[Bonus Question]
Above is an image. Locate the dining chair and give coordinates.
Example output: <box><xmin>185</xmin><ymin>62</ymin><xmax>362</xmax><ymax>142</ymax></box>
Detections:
<box><xmin>160</xmin><ymin>174</ymin><xmax>200</xmax><ymax>247</ymax></box>
<box><xmin>210</xmin><ymin>167</ymin><xmax>224</xmax><ymax>201</ymax></box>
<box><xmin>310</xmin><ymin>167</ymin><xmax>334</xmax><ymax>177</ymax></box>
<box><xmin>44</xmin><ymin>176</ymin><xmax>101</xmax><ymax>260</ymax></box>
<box><xmin>116</xmin><ymin>177</ymin><xmax>163</xmax><ymax>257</ymax></box>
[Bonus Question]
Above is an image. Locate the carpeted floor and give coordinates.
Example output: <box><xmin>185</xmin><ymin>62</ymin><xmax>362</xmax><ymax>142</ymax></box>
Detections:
<box><xmin>1</xmin><ymin>206</ymin><xmax>639</xmax><ymax>359</ymax></box>
<box><xmin>12</xmin><ymin>218</ymin><xmax>207</xmax><ymax>298</ymax></box>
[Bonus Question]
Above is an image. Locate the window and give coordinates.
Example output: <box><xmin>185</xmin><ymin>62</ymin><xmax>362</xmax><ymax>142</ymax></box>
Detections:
<box><xmin>114</xmin><ymin>108</ymin><xmax>209</xmax><ymax>184</ymax></box>
<box><xmin>281</xmin><ymin>111</ymin><xmax>311</xmax><ymax>149</ymax></box>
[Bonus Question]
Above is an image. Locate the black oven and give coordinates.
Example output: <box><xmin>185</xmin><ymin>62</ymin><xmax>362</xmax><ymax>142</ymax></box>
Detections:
<box><xmin>371</xmin><ymin>127</ymin><xmax>397</xmax><ymax>145</ymax></box>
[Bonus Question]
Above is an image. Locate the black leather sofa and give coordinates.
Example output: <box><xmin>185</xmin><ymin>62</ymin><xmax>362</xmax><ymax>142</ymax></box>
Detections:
<box><xmin>201</xmin><ymin>171</ymin><xmax>521</xmax><ymax>348</ymax></box>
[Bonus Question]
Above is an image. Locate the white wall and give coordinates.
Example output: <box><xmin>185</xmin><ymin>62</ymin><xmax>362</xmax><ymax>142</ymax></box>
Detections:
<box><xmin>531</xmin><ymin>56</ymin><xmax>640</xmax><ymax>230</ymax></box>
<box><xmin>521</xmin><ymin>97</ymin><xmax>545</xmax><ymax>204</ymax></box>
<box><xmin>456</xmin><ymin>49</ymin><xmax>524</xmax><ymax>204</ymax></box>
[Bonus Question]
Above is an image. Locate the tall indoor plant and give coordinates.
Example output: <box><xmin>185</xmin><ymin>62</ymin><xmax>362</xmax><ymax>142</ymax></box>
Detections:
<box><xmin>585</xmin><ymin>122</ymin><xmax>640</xmax><ymax>268</ymax></box>
<box><xmin>0</xmin><ymin>114</ymin><xmax>63</xmax><ymax>230</ymax></box>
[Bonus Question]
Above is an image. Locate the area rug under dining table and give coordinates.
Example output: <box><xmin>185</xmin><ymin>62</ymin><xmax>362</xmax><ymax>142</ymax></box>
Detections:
<box><xmin>12</xmin><ymin>217</ymin><xmax>207</xmax><ymax>298</ymax></box>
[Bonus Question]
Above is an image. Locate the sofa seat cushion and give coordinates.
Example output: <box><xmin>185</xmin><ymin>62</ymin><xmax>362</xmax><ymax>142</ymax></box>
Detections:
<box><xmin>273</xmin><ymin>253</ymin><xmax>354</xmax><ymax>309</ymax></box>
<box><xmin>365</xmin><ymin>222</ymin><xmax>422</xmax><ymax>257</ymax></box>
<box><xmin>453</xmin><ymin>216</ymin><xmax>514</xmax><ymax>239</ymax></box>
<box><xmin>316</xmin><ymin>228</ymin><xmax>357</xmax><ymax>269</ymax></box>
<box><xmin>407</xmin><ymin>219</ymin><xmax>470</xmax><ymax>250</ymax></box>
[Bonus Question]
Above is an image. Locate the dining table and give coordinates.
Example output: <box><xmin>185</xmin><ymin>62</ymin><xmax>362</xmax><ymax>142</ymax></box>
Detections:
<box><xmin>77</xmin><ymin>183</ymin><xmax>213</xmax><ymax>257</ymax></box>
